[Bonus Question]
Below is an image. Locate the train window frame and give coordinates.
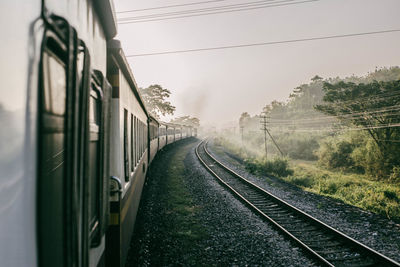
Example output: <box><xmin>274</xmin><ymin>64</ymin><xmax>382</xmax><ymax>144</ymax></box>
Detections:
<box><xmin>38</xmin><ymin>32</ymin><xmax>69</xmax><ymax>267</ymax></box>
<box><xmin>130</xmin><ymin>113</ymin><xmax>134</xmax><ymax>174</ymax></box>
<box><xmin>88</xmin><ymin>77</ymin><xmax>104</xmax><ymax>247</ymax></box>
<box><xmin>123</xmin><ymin>109</ymin><xmax>129</xmax><ymax>182</ymax></box>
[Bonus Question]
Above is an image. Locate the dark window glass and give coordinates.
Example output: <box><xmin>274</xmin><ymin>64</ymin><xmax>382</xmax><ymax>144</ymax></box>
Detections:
<box><xmin>39</xmin><ymin>49</ymin><xmax>67</xmax><ymax>265</ymax></box>
<box><xmin>123</xmin><ymin>109</ymin><xmax>129</xmax><ymax>181</ymax></box>
<box><xmin>88</xmin><ymin>83</ymin><xmax>102</xmax><ymax>244</ymax></box>
<box><xmin>131</xmin><ymin>114</ymin><xmax>134</xmax><ymax>172</ymax></box>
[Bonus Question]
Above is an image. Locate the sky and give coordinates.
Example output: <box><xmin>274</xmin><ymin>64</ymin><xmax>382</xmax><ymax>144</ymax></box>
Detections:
<box><xmin>113</xmin><ymin>0</ymin><xmax>400</xmax><ymax>128</ymax></box>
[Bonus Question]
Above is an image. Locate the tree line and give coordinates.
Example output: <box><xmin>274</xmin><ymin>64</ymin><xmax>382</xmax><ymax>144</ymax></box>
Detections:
<box><xmin>238</xmin><ymin>67</ymin><xmax>400</xmax><ymax>180</ymax></box>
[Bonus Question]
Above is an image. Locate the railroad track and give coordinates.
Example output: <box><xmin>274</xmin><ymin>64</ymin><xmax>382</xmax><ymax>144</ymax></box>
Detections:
<box><xmin>195</xmin><ymin>139</ymin><xmax>400</xmax><ymax>267</ymax></box>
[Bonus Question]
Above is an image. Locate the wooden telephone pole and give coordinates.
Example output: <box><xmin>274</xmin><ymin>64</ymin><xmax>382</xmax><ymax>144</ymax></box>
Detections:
<box><xmin>260</xmin><ymin>113</ymin><xmax>269</xmax><ymax>159</ymax></box>
<box><xmin>260</xmin><ymin>113</ymin><xmax>284</xmax><ymax>158</ymax></box>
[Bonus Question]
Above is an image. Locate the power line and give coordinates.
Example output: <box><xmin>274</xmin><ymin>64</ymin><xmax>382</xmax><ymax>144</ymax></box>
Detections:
<box><xmin>116</xmin><ymin>0</ymin><xmax>227</xmax><ymax>14</ymax></box>
<box><xmin>118</xmin><ymin>0</ymin><xmax>318</xmax><ymax>24</ymax></box>
<box><xmin>118</xmin><ymin>0</ymin><xmax>290</xmax><ymax>21</ymax></box>
<box><xmin>125</xmin><ymin>29</ymin><xmax>400</xmax><ymax>57</ymax></box>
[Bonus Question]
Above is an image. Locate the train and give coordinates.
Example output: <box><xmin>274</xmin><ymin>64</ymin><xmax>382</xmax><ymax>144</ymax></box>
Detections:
<box><xmin>0</xmin><ymin>1</ymin><xmax>197</xmax><ymax>267</ymax></box>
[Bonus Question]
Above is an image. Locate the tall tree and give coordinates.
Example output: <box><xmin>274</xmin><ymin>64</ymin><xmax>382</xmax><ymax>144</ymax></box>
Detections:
<box><xmin>170</xmin><ymin>115</ymin><xmax>200</xmax><ymax>127</ymax></box>
<box><xmin>239</xmin><ymin>112</ymin><xmax>251</xmax><ymax>129</ymax></box>
<box><xmin>140</xmin><ymin>84</ymin><xmax>176</xmax><ymax>118</ymax></box>
<box><xmin>315</xmin><ymin>80</ymin><xmax>400</xmax><ymax>176</ymax></box>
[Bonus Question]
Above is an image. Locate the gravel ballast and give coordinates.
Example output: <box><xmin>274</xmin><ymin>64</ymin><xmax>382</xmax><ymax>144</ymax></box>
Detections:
<box><xmin>126</xmin><ymin>138</ymin><xmax>318</xmax><ymax>266</ymax></box>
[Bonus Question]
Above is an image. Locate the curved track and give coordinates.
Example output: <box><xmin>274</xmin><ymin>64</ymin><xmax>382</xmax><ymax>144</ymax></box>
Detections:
<box><xmin>195</xmin><ymin>139</ymin><xmax>400</xmax><ymax>267</ymax></box>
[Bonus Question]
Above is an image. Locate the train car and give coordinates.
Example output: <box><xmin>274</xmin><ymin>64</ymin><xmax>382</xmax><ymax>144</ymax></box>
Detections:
<box><xmin>0</xmin><ymin>1</ymin><xmax>116</xmax><ymax>266</ymax></box>
<box><xmin>158</xmin><ymin>122</ymin><xmax>167</xmax><ymax>150</ymax></box>
<box><xmin>148</xmin><ymin>115</ymin><xmax>159</xmax><ymax>164</ymax></box>
<box><xmin>182</xmin><ymin>125</ymin><xmax>188</xmax><ymax>138</ymax></box>
<box><xmin>175</xmin><ymin>125</ymin><xmax>182</xmax><ymax>141</ymax></box>
<box><xmin>106</xmin><ymin>39</ymin><xmax>149</xmax><ymax>267</ymax></box>
<box><xmin>188</xmin><ymin>126</ymin><xmax>193</xmax><ymax>137</ymax></box>
<box><xmin>167</xmin><ymin>124</ymin><xmax>175</xmax><ymax>144</ymax></box>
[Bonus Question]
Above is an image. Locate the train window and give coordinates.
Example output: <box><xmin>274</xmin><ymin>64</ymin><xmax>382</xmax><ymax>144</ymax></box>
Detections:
<box><xmin>134</xmin><ymin>117</ymin><xmax>137</xmax><ymax>166</ymax></box>
<box><xmin>139</xmin><ymin>121</ymin><xmax>142</xmax><ymax>156</ymax></box>
<box><xmin>135</xmin><ymin>118</ymin><xmax>139</xmax><ymax>165</ymax></box>
<box><xmin>88</xmin><ymin>81</ymin><xmax>103</xmax><ymax>245</ymax></box>
<box><xmin>130</xmin><ymin>113</ymin><xmax>134</xmax><ymax>172</ymax></box>
<box><xmin>123</xmin><ymin>109</ymin><xmax>129</xmax><ymax>181</ymax></box>
<box><xmin>42</xmin><ymin>50</ymin><xmax>66</xmax><ymax>115</ymax></box>
<box><xmin>39</xmin><ymin>48</ymin><xmax>67</xmax><ymax>266</ymax></box>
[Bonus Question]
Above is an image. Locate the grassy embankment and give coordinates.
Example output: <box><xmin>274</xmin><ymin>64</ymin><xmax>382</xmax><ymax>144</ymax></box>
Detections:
<box><xmin>214</xmin><ymin>137</ymin><xmax>400</xmax><ymax>222</ymax></box>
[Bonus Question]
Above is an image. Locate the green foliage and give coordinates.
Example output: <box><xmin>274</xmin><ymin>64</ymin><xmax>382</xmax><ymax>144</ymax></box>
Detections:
<box><xmin>276</xmin><ymin>133</ymin><xmax>320</xmax><ymax>160</ymax></box>
<box><xmin>245</xmin><ymin>157</ymin><xmax>294</xmax><ymax>177</ymax></box>
<box><xmin>389</xmin><ymin>166</ymin><xmax>400</xmax><ymax>183</ymax></box>
<box><xmin>140</xmin><ymin>84</ymin><xmax>176</xmax><ymax>118</ymax></box>
<box><xmin>318</xmin><ymin>136</ymin><xmax>356</xmax><ymax>170</ymax></box>
<box><xmin>315</xmin><ymin>79</ymin><xmax>400</xmax><ymax>177</ymax></box>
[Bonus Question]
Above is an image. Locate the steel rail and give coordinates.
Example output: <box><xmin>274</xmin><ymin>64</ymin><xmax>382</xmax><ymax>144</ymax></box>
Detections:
<box><xmin>195</xmin><ymin>139</ymin><xmax>400</xmax><ymax>267</ymax></box>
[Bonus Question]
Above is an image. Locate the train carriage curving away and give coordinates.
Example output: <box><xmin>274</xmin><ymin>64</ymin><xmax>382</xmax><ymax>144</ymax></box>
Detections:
<box><xmin>106</xmin><ymin>39</ymin><xmax>149</xmax><ymax>267</ymax></box>
<box><xmin>148</xmin><ymin>115</ymin><xmax>159</xmax><ymax>164</ymax></box>
<box><xmin>158</xmin><ymin>122</ymin><xmax>168</xmax><ymax>150</ymax></box>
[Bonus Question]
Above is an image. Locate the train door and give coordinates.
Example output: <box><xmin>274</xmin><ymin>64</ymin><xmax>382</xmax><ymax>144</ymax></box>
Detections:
<box><xmin>37</xmin><ymin>16</ymin><xmax>110</xmax><ymax>267</ymax></box>
<box><xmin>37</xmin><ymin>17</ymin><xmax>84</xmax><ymax>267</ymax></box>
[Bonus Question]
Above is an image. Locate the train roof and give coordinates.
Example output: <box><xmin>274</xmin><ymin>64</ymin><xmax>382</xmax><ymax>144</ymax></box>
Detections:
<box><xmin>108</xmin><ymin>39</ymin><xmax>149</xmax><ymax>117</ymax></box>
<box><xmin>94</xmin><ymin>0</ymin><xmax>117</xmax><ymax>40</ymax></box>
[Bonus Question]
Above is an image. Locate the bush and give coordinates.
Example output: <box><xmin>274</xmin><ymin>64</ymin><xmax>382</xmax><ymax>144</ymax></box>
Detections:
<box><xmin>389</xmin><ymin>166</ymin><xmax>400</xmax><ymax>183</ymax></box>
<box><xmin>245</xmin><ymin>157</ymin><xmax>294</xmax><ymax>177</ymax></box>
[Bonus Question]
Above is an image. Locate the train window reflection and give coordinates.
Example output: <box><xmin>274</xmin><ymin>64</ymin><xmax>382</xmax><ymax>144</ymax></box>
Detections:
<box><xmin>42</xmin><ymin>51</ymin><xmax>66</xmax><ymax>115</ymax></box>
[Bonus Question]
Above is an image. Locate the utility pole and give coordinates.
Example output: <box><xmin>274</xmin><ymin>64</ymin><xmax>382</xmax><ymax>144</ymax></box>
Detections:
<box><xmin>260</xmin><ymin>113</ymin><xmax>269</xmax><ymax>159</ymax></box>
<box><xmin>260</xmin><ymin>113</ymin><xmax>285</xmax><ymax>158</ymax></box>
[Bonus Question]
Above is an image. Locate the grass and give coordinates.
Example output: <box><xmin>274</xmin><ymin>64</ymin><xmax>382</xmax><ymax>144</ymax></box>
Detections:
<box><xmin>285</xmin><ymin>162</ymin><xmax>400</xmax><ymax>222</ymax></box>
<box><xmin>164</xmin><ymin>144</ymin><xmax>208</xmax><ymax>244</ymax></box>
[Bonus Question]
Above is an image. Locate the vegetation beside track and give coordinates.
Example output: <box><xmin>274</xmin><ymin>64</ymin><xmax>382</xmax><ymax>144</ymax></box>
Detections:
<box><xmin>162</xmin><ymin>143</ymin><xmax>208</xmax><ymax>246</ymax></box>
<box><xmin>213</xmin><ymin>137</ymin><xmax>400</xmax><ymax>222</ymax></box>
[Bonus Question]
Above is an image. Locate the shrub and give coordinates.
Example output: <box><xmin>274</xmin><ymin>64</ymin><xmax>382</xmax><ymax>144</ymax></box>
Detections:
<box><xmin>389</xmin><ymin>166</ymin><xmax>400</xmax><ymax>183</ymax></box>
<box><xmin>245</xmin><ymin>157</ymin><xmax>294</xmax><ymax>177</ymax></box>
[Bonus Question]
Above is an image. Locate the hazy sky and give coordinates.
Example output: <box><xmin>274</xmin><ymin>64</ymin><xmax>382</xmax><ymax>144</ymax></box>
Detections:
<box><xmin>114</xmin><ymin>0</ymin><xmax>400</xmax><ymax>127</ymax></box>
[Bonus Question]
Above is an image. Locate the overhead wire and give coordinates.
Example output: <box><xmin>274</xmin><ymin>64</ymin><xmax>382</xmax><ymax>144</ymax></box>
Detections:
<box><xmin>125</xmin><ymin>29</ymin><xmax>400</xmax><ymax>57</ymax></box>
<box><xmin>116</xmin><ymin>0</ymin><xmax>227</xmax><ymax>13</ymax></box>
<box><xmin>118</xmin><ymin>0</ymin><xmax>318</xmax><ymax>24</ymax></box>
<box><xmin>118</xmin><ymin>0</ymin><xmax>293</xmax><ymax>22</ymax></box>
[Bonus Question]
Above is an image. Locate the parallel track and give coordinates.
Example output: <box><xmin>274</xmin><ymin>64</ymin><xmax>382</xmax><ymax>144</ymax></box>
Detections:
<box><xmin>195</xmin><ymin>139</ymin><xmax>400</xmax><ymax>267</ymax></box>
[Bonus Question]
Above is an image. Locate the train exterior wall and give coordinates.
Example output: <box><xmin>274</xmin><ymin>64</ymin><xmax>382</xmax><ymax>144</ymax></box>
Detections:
<box><xmin>149</xmin><ymin>139</ymin><xmax>158</xmax><ymax>164</ymax></box>
<box><xmin>159</xmin><ymin>134</ymin><xmax>167</xmax><ymax>150</ymax></box>
<box><xmin>0</xmin><ymin>1</ymin><xmax>115</xmax><ymax>266</ymax></box>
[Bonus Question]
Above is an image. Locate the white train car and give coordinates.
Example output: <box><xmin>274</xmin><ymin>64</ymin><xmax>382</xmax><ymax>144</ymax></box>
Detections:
<box><xmin>158</xmin><ymin>122</ymin><xmax>167</xmax><ymax>150</ymax></box>
<box><xmin>106</xmin><ymin>39</ymin><xmax>149</xmax><ymax>267</ymax></box>
<box><xmin>166</xmin><ymin>123</ymin><xmax>175</xmax><ymax>144</ymax></box>
<box><xmin>148</xmin><ymin>115</ymin><xmax>159</xmax><ymax>164</ymax></box>
<box><xmin>0</xmin><ymin>1</ymin><xmax>116</xmax><ymax>266</ymax></box>
<box><xmin>175</xmin><ymin>124</ymin><xmax>182</xmax><ymax>141</ymax></box>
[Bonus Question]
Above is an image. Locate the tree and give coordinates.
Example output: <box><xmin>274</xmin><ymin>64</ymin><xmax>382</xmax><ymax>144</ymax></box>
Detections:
<box><xmin>239</xmin><ymin>112</ymin><xmax>251</xmax><ymax>129</ymax></box>
<box><xmin>140</xmin><ymin>84</ymin><xmax>176</xmax><ymax>119</ymax></box>
<box><xmin>170</xmin><ymin>115</ymin><xmax>200</xmax><ymax>127</ymax></box>
<box><xmin>315</xmin><ymin>80</ymin><xmax>400</xmax><ymax>177</ymax></box>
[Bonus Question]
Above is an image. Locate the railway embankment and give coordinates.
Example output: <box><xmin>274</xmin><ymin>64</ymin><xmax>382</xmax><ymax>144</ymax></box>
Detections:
<box><xmin>125</xmin><ymin>137</ymin><xmax>316</xmax><ymax>266</ymax></box>
<box><xmin>207</xmin><ymin>139</ymin><xmax>400</xmax><ymax>263</ymax></box>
